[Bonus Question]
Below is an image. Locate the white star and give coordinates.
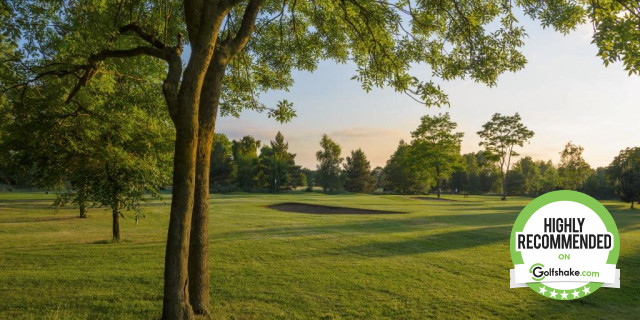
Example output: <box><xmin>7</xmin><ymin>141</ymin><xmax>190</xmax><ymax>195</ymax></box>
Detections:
<box><xmin>561</xmin><ymin>291</ymin><xmax>569</xmax><ymax>299</ymax></box>
<box><xmin>582</xmin><ymin>286</ymin><xmax>591</xmax><ymax>295</ymax></box>
<box><xmin>539</xmin><ymin>286</ymin><xmax>547</xmax><ymax>295</ymax></box>
<box><xmin>572</xmin><ymin>290</ymin><xmax>580</xmax><ymax>298</ymax></box>
<box><xmin>549</xmin><ymin>290</ymin><xmax>558</xmax><ymax>298</ymax></box>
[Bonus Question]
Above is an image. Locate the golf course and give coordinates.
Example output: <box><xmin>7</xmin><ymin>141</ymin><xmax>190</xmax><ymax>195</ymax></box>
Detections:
<box><xmin>1</xmin><ymin>192</ymin><xmax>638</xmax><ymax>319</ymax></box>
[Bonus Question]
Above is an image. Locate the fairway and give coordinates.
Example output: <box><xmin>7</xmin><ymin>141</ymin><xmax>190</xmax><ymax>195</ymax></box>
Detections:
<box><xmin>1</xmin><ymin>192</ymin><xmax>639</xmax><ymax>319</ymax></box>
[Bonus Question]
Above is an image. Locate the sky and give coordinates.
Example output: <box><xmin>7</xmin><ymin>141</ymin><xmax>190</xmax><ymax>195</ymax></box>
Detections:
<box><xmin>214</xmin><ymin>15</ymin><xmax>640</xmax><ymax>170</ymax></box>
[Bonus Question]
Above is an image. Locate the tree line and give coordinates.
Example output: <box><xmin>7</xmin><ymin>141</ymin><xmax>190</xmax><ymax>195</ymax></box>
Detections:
<box><xmin>305</xmin><ymin>113</ymin><xmax>640</xmax><ymax>209</ymax></box>
<box><xmin>3</xmin><ymin>112</ymin><xmax>639</xmax><ymax>211</ymax></box>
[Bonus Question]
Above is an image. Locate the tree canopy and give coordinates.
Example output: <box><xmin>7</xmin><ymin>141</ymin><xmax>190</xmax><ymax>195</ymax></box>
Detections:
<box><xmin>477</xmin><ymin>113</ymin><xmax>534</xmax><ymax>200</ymax></box>
<box><xmin>316</xmin><ymin>134</ymin><xmax>343</xmax><ymax>192</ymax></box>
<box><xmin>410</xmin><ymin>113</ymin><xmax>463</xmax><ymax>197</ymax></box>
<box><xmin>607</xmin><ymin>147</ymin><xmax>640</xmax><ymax>209</ymax></box>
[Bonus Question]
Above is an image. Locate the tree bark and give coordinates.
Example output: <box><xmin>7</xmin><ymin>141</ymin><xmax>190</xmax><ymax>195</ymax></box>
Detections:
<box><xmin>161</xmin><ymin>3</ymin><xmax>230</xmax><ymax>317</ymax></box>
<box><xmin>188</xmin><ymin>59</ymin><xmax>226</xmax><ymax>317</ymax></box>
<box><xmin>162</xmin><ymin>113</ymin><xmax>198</xmax><ymax>320</ymax></box>
<box><xmin>112</xmin><ymin>205</ymin><xmax>120</xmax><ymax>241</ymax></box>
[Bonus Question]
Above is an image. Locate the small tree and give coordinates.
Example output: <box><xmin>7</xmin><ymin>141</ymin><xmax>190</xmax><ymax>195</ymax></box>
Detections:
<box><xmin>258</xmin><ymin>131</ymin><xmax>300</xmax><ymax>192</ymax></box>
<box><xmin>410</xmin><ymin>113</ymin><xmax>464</xmax><ymax>197</ymax></box>
<box><xmin>1</xmin><ymin>73</ymin><xmax>173</xmax><ymax>240</ymax></box>
<box><xmin>383</xmin><ymin>140</ymin><xmax>431</xmax><ymax>194</ymax></box>
<box><xmin>232</xmin><ymin>136</ymin><xmax>261</xmax><ymax>191</ymax></box>
<box><xmin>607</xmin><ymin>147</ymin><xmax>640</xmax><ymax>209</ymax></box>
<box><xmin>371</xmin><ymin>166</ymin><xmax>384</xmax><ymax>191</ymax></box>
<box><xmin>210</xmin><ymin>134</ymin><xmax>236</xmax><ymax>192</ymax></box>
<box><xmin>539</xmin><ymin>161</ymin><xmax>562</xmax><ymax>194</ymax></box>
<box><xmin>343</xmin><ymin>149</ymin><xmax>376</xmax><ymax>193</ymax></box>
<box><xmin>316</xmin><ymin>134</ymin><xmax>343</xmax><ymax>192</ymax></box>
<box><xmin>477</xmin><ymin>113</ymin><xmax>534</xmax><ymax>200</ymax></box>
<box><xmin>558</xmin><ymin>142</ymin><xmax>592</xmax><ymax>191</ymax></box>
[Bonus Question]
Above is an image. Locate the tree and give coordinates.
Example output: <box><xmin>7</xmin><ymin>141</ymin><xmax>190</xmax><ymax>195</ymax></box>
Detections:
<box><xmin>607</xmin><ymin>147</ymin><xmax>640</xmax><ymax>209</ymax></box>
<box><xmin>0</xmin><ymin>71</ymin><xmax>173</xmax><ymax>240</ymax></box>
<box><xmin>477</xmin><ymin>113</ymin><xmax>534</xmax><ymax>200</ymax></box>
<box><xmin>301</xmin><ymin>168</ymin><xmax>315</xmax><ymax>191</ymax></box>
<box><xmin>538</xmin><ymin>161</ymin><xmax>562</xmax><ymax>194</ymax></box>
<box><xmin>371</xmin><ymin>166</ymin><xmax>384</xmax><ymax>190</ymax></box>
<box><xmin>343</xmin><ymin>149</ymin><xmax>376</xmax><ymax>193</ymax></box>
<box><xmin>6</xmin><ymin>0</ymin><xmax>622</xmax><ymax>317</ymax></box>
<box><xmin>558</xmin><ymin>142</ymin><xmax>592</xmax><ymax>191</ymax></box>
<box><xmin>383</xmin><ymin>140</ymin><xmax>431</xmax><ymax>194</ymax></box>
<box><xmin>210</xmin><ymin>133</ymin><xmax>236</xmax><ymax>192</ymax></box>
<box><xmin>410</xmin><ymin>113</ymin><xmax>463</xmax><ymax>197</ymax></box>
<box><xmin>506</xmin><ymin>156</ymin><xmax>543</xmax><ymax>196</ymax></box>
<box><xmin>232</xmin><ymin>136</ymin><xmax>260</xmax><ymax>191</ymax></box>
<box><xmin>582</xmin><ymin>167</ymin><xmax>615</xmax><ymax>200</ymax></box>
<box><xmin>258</xmin><ymin>131</ymin><xmax>300</xmax><ymax>192</ymax></box>
<box><xmin>316</xmin><ymin>134</ymin><xmax>343</xmax><ymax>192</ymax></box>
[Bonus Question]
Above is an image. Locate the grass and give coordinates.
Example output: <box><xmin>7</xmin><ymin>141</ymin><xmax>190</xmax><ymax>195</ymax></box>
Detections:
<box><xmin>0</xmin><ymin>192</ymin><xmax>639</xmax><ymax>319</ymax></box>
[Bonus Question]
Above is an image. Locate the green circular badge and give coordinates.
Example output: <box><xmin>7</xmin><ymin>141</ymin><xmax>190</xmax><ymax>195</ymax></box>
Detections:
<box><xmin>510</xmin><ymin>191</ymin><xmax>619</xmax><ymax>300</ymax></box>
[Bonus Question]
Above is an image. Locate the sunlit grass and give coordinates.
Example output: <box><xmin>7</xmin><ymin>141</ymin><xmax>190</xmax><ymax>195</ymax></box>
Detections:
<box><xmin>0</xmin><ymin>192</ymin><xmax>638</xmax><ymax>319</ymax></box>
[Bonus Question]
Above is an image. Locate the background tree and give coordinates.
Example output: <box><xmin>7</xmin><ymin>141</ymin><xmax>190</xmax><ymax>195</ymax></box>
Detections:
<box><xmin>448</xmin><ymin>152</ymin><xmax>501</xmax><ymax>194</ymax></box>
<box><xmin>301</xmin><ymin>168</ymin><xmax>316</xmax><ymax>192</ymax></box>
<box><xmin>210</xmin><ymin>133</ymin><xmax>236</xmax><ymax>192</ymax></box>
<box><xmin>558</xmin><ymin>142</ymin><xmax>592</xmax><ymax>191</ymax></box>
<box><xmin>607</xmin><ymin>147</ymin><xmax>640</xmax><ymax>209</ymax></box>
<box><xmin>316</xmin><ymin>135</ymin><xmax>343</xmax><ymax>192</ymax></box>
<box><xmin>582</xmin><ymin>167</ymin><xmax>615</xmax><ymax>200</ymax></box>
<box><xmin>410</xmin><ymin>113</ymin><xmax>463</xmax><ymax>197</ymax></box>
<box><xmin>232</xmin><ymin>136</ymin><xmax>261</xmax><ymax>191</ymax></box>
<box><xmin>505</xmin><ymin>156</ymin><xmax>542</xmax><ymax>196</ymax></box>
<box><xmin>477</xmin><ymin>113</ymin><xmax>534</xmax><ymax>200</ymax></box>
<box><xmin>258</xmin><ymin>131</ymin><xmax>300</xmax><ymax>192</ymax></box>
<box><xmin>371</xmin><ymin>166</ymin><xmax>384</xmax><ymax>191</ymax></box>
<box><xmin>383</xmin><ymin>141</ymin><xmax>431</xmax><ymax>194</ymax></box>
<box><xmin>538</xmin><ymin>160</ymin><xmax>561</xmax><ymax>194</ymax></box>
<box><xmin>343</xmin><ymin>149</ymin><xmax>376</xmax><ymax>193</ymax></box>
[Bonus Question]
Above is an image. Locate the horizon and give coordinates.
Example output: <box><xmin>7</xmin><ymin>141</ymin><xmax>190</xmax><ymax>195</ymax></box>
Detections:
<box><xmin>214</xmin><ymin>14</ymin><xmax>640</xmax><ymax>170</ymax></box>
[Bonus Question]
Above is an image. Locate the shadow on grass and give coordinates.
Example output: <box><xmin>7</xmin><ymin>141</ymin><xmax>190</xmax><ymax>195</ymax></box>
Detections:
<box><xmin>332</xmin><ymin>225</ymin><xmax>511</xmax><ymax>257</ymax></box>
<box><xmin>214</xmin><ymin>212</ymin><xmax>519</xmax><ymax>241</ymax></box>
<box><xmin>0</xmin><ymin>216</ymin><xmax>79</xmax><ymax>224</ymax></box>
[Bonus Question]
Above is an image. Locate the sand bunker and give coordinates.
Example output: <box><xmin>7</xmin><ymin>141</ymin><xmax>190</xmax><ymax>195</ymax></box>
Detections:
<box><xmin>268</xmin><ymin>202</ymin><xmax>405</xmax><ymax>215</ymax></box>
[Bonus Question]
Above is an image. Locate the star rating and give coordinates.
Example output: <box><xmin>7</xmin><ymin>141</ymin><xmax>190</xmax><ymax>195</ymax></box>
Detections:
<box><xmin>561</xmin><ymin>291</ymin><xmax>569</xmax><ymax>299</ymax></box>
<box><xmin>572</xmin><ymin>290</ymin><xmax>580</xmax><ymax>298</ymax></box>
<box><xmin>549</xmin><ymin>290</ymin><xmax>558</xmax><ymax>298</ymax></box>
<box><xmin>582</xmin><ymin>286</ymin><xmax>591</xmax><ymax>295</ymax></box>
<box><xmin>538</xmin><ymin>286</ymin><xmax>547</xmax><ymax>295</ymax></box>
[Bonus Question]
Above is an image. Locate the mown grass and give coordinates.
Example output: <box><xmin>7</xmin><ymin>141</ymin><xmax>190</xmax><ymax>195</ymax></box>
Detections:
<box><xmin>0</xmin><ymin>192</ymin><xmax>639</xmax><ymax>319</ymax></box>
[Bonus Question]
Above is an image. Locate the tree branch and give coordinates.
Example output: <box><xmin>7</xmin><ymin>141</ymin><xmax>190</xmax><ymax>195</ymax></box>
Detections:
<box><xmin>119</xmin><ymin>23</ymin><xmax>167</xmax><ymax>49</ymax></box>
<box><xmin>225</xmin><ymin>0</ymin><xmax>265</xmax><ymax>58</ymax></box>
<box><xmin>66</xmin><ymin>46</ymin><xmax>170</xmax><ymax>103</ymax></box>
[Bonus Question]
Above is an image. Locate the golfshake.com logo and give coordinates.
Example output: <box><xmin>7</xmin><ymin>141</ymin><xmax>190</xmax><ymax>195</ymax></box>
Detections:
<box><xmin>529</xmin><ymin>263</ymin><xmax>602</xmax><ymax>281</ymax></box>
<box><xmin>510</xmin><ymin>191</ymin><xmax>620</xmax><ymax>300</ymax></box>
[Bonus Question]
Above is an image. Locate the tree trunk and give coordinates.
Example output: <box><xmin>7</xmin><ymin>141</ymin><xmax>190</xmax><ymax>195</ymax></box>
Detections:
<box><xmin>162</xmin><ymin>119</ymin><xmax>198</xmax><ymax>320</ymax></box>
<box><xmin>189</xmin><ymin>59</ymin><xmax>225</xmax><ymax>317</ymax></box>
<box><xmin>112</xmin><ymin>205</ymin><xmax>120</xmax><ymax>241</ymax></box>
<box><xmin>501</xmin><ymin>174</ymin><xmax>507</xmax><ymax>201</ymax></box>
<box><xmin>632</xmin><ymin>201</ymin><xmax>635</xmax><ymax>209</ymax></box>
<box><xmin>437</xmin><ymin>179</ymin><xmax>441</xmax><ymax>198</ymax></box>
<box><xmin>79</xmin><ymin>201</ymin><xmax>87</xmax><ymax>218</ymax></box>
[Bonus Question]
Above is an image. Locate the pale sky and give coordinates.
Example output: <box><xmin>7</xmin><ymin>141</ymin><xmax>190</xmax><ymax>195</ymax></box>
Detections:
<box><xmin>215</xmin><ymin>16</ymin><xmax>640</xmax><ymax>170</ymax></box>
